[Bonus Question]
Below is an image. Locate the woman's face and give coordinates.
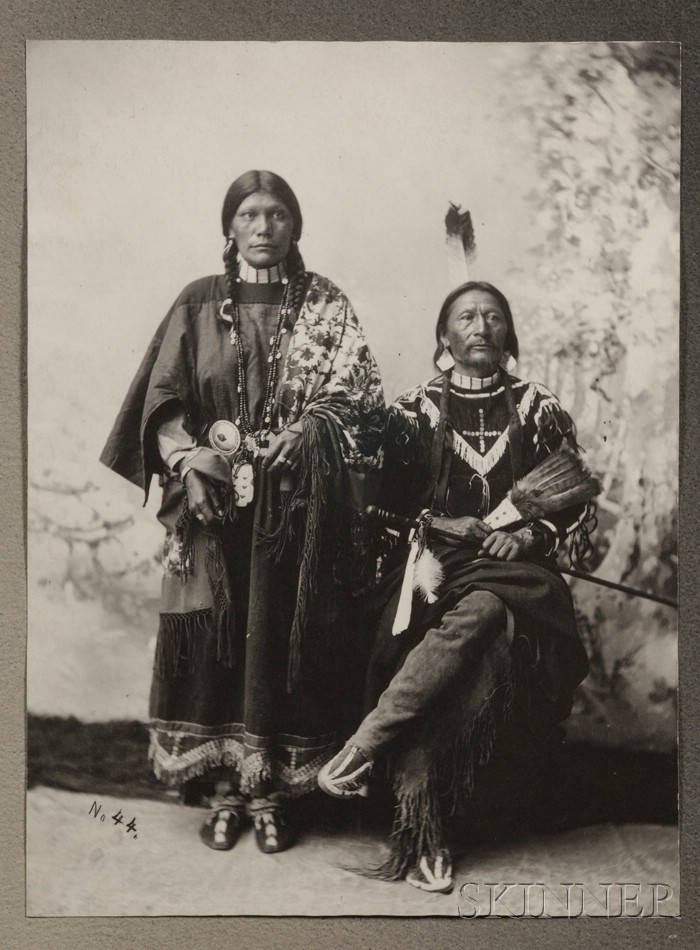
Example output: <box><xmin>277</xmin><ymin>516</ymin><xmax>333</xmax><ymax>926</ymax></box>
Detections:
<box><xmin>229</xmin><ymin>191</ymin><xmax>294</xmax><ymax>268</ymax></box>
<box><xmin>441</xmin><ymin>289</ymin><xmax>509</xmax><ymax>378</ymax></box>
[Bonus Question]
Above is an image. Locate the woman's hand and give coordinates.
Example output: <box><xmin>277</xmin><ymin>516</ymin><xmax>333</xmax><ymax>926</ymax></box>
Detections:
<box><xmin>478</xmin><ymin>526</ymin><xmax>539</xmax><ymax>561</ymax></box>
<box><xmin>431</xmin><ymin>515</ymin><xmax>492</xmax><ymax>545</ymax></box>
<box><xmin>183</xmin><ymin>470</ymin><xmax>225</xmax><ymax>526</ymax></box>
<box><xmin>262</xmin><ymin>427</ymin><xmax>303</xmax><ymax>476</ymax></box>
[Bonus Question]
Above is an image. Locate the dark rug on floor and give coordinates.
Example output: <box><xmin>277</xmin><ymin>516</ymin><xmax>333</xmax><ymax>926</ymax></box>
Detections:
<box><xmin>27</xmin><ymin>716</ymin><xmax>167</xmax><ymax>802</ymax></box>
<box><xmin>27</xmin><ymin>714</ymin><xmax>678</xmax><ymax>839</ymax></box>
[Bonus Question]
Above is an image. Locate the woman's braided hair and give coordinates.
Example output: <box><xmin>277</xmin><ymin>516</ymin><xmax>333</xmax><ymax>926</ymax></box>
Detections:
<box><xmin>221</xmin><ymin>170</ymin><xmax>309</xmax><ymax>324</ymax></box>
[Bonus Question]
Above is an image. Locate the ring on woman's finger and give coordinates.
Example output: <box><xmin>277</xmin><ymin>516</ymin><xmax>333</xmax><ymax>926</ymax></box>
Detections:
<box><xmin>278</xmin><ymin>455</ymin><xmax>288</xmax><ymax>465</ymax></box>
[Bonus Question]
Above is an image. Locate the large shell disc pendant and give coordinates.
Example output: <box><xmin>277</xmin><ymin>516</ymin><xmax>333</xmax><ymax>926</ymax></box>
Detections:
<box><xmin>209</xmin><ymin>420</ymin><xmax>242</xmax><ymax>456</ymax></box>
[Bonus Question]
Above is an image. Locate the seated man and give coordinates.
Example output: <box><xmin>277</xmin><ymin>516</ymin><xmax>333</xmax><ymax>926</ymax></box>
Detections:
<box><xmin>318</xmin><ymin>282</ymin><xmax>595</xmax><ymax>893</ymax></box>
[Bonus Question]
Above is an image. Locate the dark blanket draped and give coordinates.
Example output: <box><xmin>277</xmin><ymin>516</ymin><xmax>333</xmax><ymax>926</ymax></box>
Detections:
<box><xmin>101</xmin><ymin>273</ymin><xmax>385</xmax><ymax>795</ymax></box>
<box><xmin>369</xmin><ymin>543</ymin><xmax>588</xmax><ymax>720</ymax></box>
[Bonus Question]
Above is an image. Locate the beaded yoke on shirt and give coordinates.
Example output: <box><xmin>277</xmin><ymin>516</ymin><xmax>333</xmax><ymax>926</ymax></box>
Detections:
<box><xmin>386</xmin><ymin>370</ymin><xmax>584</xmax><ymax>544</ymax></box>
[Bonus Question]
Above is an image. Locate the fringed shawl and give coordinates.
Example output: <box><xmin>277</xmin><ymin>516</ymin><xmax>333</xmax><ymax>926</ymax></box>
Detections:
<box><xmin>101</xmin><ymin>273</ymin><xmax>385</xmax><ymax>690</ymax></box>
<box><xmin>101</xmin><ymin>274</ymin><xmax>384</xmax><ymax>492</ymax></box>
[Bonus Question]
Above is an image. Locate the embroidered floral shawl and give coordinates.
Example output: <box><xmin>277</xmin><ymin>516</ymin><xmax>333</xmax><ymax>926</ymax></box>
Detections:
<box><xmin>101</xmin><ymin>273</ymin><xmax>385</xmax><ymax>689</ymax></box>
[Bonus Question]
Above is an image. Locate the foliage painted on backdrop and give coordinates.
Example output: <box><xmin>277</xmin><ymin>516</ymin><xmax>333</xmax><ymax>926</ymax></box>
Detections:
<box><xmin>29</xmin><ymin>475</ymin><xmax>162</xmax><ymax>632</ymax></box>
<box><xmin>503</xmin><ymin>42</ymin><xmax>679</xmax><ymax>749</ymax></box>
<box><xmin>28</xmin><ymin>42</ymin><xmax>679</xmax><ymax>751</ymax></box>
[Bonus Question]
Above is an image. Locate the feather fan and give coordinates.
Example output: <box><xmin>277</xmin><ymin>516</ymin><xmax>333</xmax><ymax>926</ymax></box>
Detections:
<box><xmin>445</xmin><ymin>202</ymin><xmax>476</xmax><ymax>285</ymax></box>
<box><xmin>484</xmin><ymin>446</ymin><xmax>601</xmax><ymax>529</ymax></box>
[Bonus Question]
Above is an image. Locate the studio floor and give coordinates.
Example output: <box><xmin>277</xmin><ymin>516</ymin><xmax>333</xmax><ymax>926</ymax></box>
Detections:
<box><xmin>26</xmin><ymin>785</ymin><xmax>679</xmax><ymax>918</ymax></box>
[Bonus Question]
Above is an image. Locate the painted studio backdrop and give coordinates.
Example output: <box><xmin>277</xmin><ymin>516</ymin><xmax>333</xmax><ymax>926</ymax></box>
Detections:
<box><xmin>26</xmin><ymin>41</ymin><xmax>679</xmax><ymax>914</ymax></box>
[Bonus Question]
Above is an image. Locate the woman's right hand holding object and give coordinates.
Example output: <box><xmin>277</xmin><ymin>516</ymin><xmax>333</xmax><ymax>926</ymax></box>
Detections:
<box><xmin>183</xmin><ymin>469</ymin><xmax>225</xmax><ymax>525</ymax></box>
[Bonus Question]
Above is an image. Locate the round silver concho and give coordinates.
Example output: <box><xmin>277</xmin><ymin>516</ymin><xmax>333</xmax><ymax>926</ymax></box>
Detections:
<box><xmin>208</xmin><ymin>420</ymin><xmax>242</xmax><ymax>457</ymax></box>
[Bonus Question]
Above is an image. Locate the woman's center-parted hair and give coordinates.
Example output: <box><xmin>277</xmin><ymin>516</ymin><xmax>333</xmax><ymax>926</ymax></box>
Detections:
<box><xmin>220</xmin><ymin>170</ymin><xmax>308</xmax><ymax>326</ymax></box>
<box><xmin>434</xmin><ymin>281</ymin><xmax>520</xmax><ymax>368</ymax></box>
<box><xmin>221</xmin><ymin>170</ymin><xmax>303</xmax><ymax>242</ymax></box>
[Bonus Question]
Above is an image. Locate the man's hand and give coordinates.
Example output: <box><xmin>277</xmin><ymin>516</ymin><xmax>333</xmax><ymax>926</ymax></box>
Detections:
<box><xmin>478</xmin><ymin>525</ymin><xmax>540</xmax><ymax>561</ymax></box>
<box><xmin>183</xmin><ymin>470</ymin><xmax>225</xmax><ymax>525</ymax></box>
<box><xmin>432</xmin><ymin>515</ymin><xmax>492</xmax><ymax>545</ymax></box>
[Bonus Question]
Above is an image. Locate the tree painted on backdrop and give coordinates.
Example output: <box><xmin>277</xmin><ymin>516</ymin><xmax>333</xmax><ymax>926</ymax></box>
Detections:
<box><xmin>29</xmin><ymin>465</ymin><xmax>163</xmax><ymax>634</ymax></box>
<box><xmin>502</xmin><ymin>42</ymin><xmax>679</xmax><ymax>748</ymax></box>
<box><xmin>27</xmin><ymin>43</ymin><xmax>679</xmax><ymax>745</ymax></box>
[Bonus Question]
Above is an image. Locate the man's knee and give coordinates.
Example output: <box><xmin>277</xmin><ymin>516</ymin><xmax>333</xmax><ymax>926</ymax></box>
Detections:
<box><xmin>450</xmin><ymin>589</ymin><xmax>507</xmax><ymax>636</ymax></box>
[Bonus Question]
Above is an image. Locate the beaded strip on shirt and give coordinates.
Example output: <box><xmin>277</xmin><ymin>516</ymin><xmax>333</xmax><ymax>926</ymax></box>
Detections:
<box><xmin>415</xmin><ymin>378</ymin><xmax>539</xmax><ymax>477</ymax></box>
<box><xmin>220</xmin><ymin>241</ymin><xmax>291</xmax><ymax>446</ymax></box>
<box><xmin>462</xmin><ymin>407</ymin><xmax>502</xmax><ymax>453</ymax></box>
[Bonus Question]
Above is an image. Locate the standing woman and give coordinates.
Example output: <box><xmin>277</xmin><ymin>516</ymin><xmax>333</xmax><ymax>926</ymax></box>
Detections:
<box><xmin>101</xmin><ymin>170</ymin><xmax>384</xmax><ymax>853</ymax></box>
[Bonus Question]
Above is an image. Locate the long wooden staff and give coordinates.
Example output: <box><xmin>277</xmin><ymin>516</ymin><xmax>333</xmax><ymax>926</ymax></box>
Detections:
<box><xmin>365</xmin><ymin>505</ymin><xmax>678</xmax><ymax>610</ymax></box>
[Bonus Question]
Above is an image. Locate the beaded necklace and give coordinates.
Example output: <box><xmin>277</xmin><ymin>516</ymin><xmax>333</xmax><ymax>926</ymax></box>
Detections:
<box><xmin>226</xmin><ymin>276</ymin><xmax>291</xmax><ymax>443</ymax></box>
<box><xmin>217</xmin><ymin>241</ymin><xmax>293</xmax><ymax>452</ymax></box>
<box><xmin>216</xmin><ymin>251</ymin><xmax>293</xmax><ymax>506</ymax></box>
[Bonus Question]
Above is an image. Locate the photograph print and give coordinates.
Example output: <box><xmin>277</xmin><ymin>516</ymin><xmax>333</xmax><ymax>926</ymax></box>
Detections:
<box><xmin>26</xmin><ymin>40</ymin><xmax>679</xmax><ymax>917</ymax></box>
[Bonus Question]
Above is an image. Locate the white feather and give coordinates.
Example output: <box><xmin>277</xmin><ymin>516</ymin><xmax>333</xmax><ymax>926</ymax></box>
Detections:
<box><xmin>413</xmin><ymin>547</ymin><xmax>445</xmax><ymax>604</ymax></box>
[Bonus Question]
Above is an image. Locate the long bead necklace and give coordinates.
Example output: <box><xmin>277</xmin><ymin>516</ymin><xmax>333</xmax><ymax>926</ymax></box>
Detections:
<box><xmin>216</xmin><ymin>246</ymin><xmax>294</xmax><ymax>506</ymax></box>
<box><xmin>220</xmin><ymin>276</ymin><xmax>291</xmax><ymax>454</ymax></box>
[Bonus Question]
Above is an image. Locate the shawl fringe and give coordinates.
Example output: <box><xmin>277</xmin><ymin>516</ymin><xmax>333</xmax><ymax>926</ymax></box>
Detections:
<box><xmin>204</xmin><ymin>535</ymin><xmax>234</xmax><ymax>667</ymax></box>
<box><xmin>154</xmin><ymin>609</ymin><xmax>213</xmax><ymax>678</ymax></box>
<box><xmin>154</xmin><ymin>602</ymin><xmax>235</xmax><ymax>679</ymax></box>
<box><xmin>260</xmin><ymin>415</ymin><xmax>331</xmax><ymax>692</ymax></box>
<box><xmin>288</xmin><ymin>415</ymin><xmax>330</xmax><ymax>691</ymax></box>
<box><xmin>175</xmin><ymin>497</ymin><xmax>195</xmax><ymax>579</ymax></box>
<box><xmin>262</xmin><ymin>488</ymin><xmax>299</xmax><ymax>559</ymax></box>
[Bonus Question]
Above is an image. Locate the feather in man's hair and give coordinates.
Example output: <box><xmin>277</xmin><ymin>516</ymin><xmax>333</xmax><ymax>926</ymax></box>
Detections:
<box><xmin>445</xmin><ymin>202</ymin><xmax>476</xmax><ymax>284</ymax></box>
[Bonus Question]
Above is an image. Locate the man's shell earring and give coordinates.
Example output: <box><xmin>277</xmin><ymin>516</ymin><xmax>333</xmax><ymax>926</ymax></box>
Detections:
<box><xmin>499</xmin><ymin>351</ymin><xmax>517</xmax><ymax>373</ymax></box>
<box><xmin>436</xmin><ymin>345</ymin><xmax>455</xmax><ymax>372</ymax></box>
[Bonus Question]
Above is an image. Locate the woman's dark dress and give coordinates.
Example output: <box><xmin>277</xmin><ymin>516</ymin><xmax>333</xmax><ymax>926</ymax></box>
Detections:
<box><xmin>101</xmin><ymin>273</ymin><xmax>385</xmax><ymax>797</ymax></box>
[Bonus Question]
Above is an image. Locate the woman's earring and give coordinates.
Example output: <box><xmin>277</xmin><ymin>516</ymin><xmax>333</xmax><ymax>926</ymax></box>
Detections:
<box><xmin>436</xmin><ymin>346</ymin><xmax>455</xmax><ymax>372</ymax></box>
<box><xmin>223</xmin><ymin>236</ymin><xmax>235</xmax><ymax>257</ymax></box>
<box><xmin>499</xmin><ymin>351</ymin><xmax>517</xmax><ymax>373</ymax></box>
